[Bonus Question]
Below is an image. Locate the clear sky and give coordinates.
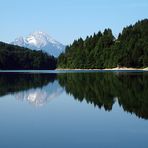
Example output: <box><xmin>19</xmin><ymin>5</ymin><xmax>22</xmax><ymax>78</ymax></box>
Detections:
<box><xmin>0</xmin><ymin>0</ymin><xmax>148</xmax><ymax>45</ymax></box>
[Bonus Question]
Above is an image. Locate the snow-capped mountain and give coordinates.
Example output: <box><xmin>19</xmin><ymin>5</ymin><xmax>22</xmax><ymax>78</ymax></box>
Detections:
<box><xmin>11</xmin><ymin>31</ymin><xmax>65</xmax><ymax>57</ymax></box>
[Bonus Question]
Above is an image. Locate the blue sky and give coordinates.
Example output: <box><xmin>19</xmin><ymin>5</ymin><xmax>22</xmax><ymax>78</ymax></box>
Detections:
<box><xmin>0</xmin><ymin>0</ymin><xmax>148</xmax><ymax>45</ymax></box>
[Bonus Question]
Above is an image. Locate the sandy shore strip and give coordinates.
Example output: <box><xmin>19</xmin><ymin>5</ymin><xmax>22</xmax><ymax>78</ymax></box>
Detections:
<box><xmin>57</xmin><ymin>67</ymin><xmax>148</xmax><ymax>71</ymax></box>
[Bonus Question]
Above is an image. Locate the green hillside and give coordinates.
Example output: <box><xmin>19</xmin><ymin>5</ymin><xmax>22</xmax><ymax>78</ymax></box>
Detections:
<box><xmin>0</xmin><ymin>42</ymin><xmax>57</xmax><ymax>70</ymax></box>
<box><xmin>58</xmin><ymin>19</ymin><xmax>148</xmax><ymax>69</ymax></box>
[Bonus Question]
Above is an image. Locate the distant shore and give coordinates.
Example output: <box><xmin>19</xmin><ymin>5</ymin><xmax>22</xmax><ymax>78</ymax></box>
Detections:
<box><xmin>57</xmin><ymin>67</ymin><xmax>148</xmax><ymax>71</ymax></box>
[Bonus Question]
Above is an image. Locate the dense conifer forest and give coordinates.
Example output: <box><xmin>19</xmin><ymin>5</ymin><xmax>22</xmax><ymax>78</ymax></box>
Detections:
<box><xmin>0</xmin><ymin>42</ymin><xmax>57</xmax><ymax>70</ymax></box>
<box><xmin>58</xmin><ymin>19</ymin><xmax>148</xmax><ymax>69</ymax></box>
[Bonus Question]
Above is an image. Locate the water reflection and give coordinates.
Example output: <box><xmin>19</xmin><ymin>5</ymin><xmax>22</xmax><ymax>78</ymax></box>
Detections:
<box><xmin>0</xmin><ymin>72</ymin><xmax>148</xmax><ymax>119</ymax></box>
<box><xmin>58</xmin><ymin>72</ymin><xmax>148</xmax><ymax>119</ymax></box>
<box><xmin>14</xmin><ymin>81</ymin><xmax>63</xmax><ymax>106</ymax></box>
<box><xmin>0</xmin><ymin>73</ymin><xmax>63</xmax><ymax>106</ymax></box>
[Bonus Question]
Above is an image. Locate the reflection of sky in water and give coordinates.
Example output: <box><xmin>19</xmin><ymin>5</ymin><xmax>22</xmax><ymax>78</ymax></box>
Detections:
<box><xmin>0</xmin><ymin>72</ymin><xmax>148</xmax><ymax>148</ymax></box>
<box><xmin>14</xmin><ymin>81</ymin><xmax>63</xmax><ymax>106</ymax></box>
<box><xmin>0</xmin><ymin>91</ymin><xmax>148</xmax><ymax>148</ymax></box>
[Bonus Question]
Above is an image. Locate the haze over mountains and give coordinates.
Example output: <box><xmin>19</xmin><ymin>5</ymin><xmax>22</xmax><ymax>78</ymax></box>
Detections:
<box><xmin>11</xmin><ymin>31</ymin><xmax>65</xmax><ymax>57</ymax></box>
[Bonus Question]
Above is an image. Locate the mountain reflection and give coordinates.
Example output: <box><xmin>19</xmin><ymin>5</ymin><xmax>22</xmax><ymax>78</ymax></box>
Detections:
<box><xmin>14</xmin><ymin>81</ymin><xmax>63</xmax><ymax>106</ymax></box>
<box><xmin>0</xmin><ymin>72</ymin><xmax>148</xmax><ymax>119</ymax></box>
<box><xmin>0</xmin><ymin>73</ymin><xmax>63</xmax><ymax>106</ymax></box>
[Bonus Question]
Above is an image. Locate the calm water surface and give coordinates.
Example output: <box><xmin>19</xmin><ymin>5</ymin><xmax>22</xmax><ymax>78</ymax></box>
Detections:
<box><xmin>0</xmin><ymin>71</ymin><xmax>148</xmax><ymax>148</ymax></box>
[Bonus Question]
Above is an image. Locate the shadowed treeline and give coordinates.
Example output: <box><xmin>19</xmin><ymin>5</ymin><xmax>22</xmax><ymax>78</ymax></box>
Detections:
<box><xmin>0</xmin><ymin>42</ymin><xmax>57</xmax><ymax>70</ymax></box>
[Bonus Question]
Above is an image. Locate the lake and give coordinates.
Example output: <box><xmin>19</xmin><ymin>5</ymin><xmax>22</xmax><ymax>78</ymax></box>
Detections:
<box><xmin>0</xmin><ymin>70</ymin><xmax>148</xmax><ymax>148</ymax></box>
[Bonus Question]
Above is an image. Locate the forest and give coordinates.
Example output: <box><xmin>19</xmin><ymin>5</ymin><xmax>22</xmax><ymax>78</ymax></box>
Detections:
<box><xmin>58</xmin><ymin>19</ymin><xmax>148</xmax><ymax>69</ymax></box>
<box><xmin>0</xmin><ymin>42</ymin><xmax>57</xmax><ymax>70</ymax></box>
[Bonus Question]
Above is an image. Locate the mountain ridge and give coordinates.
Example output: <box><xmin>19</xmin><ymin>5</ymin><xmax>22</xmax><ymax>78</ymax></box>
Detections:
<box><xmin>11</xmin><ymin>31</ymin><xmax>65</xmax><ymax>57</ymax></box>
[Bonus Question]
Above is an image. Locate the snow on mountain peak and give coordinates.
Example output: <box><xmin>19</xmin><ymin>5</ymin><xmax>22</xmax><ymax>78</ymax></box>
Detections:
<box><xmin>11</xmin><ymin>31</ymin><xmax>65</xmax><ymax>57</ymax></box>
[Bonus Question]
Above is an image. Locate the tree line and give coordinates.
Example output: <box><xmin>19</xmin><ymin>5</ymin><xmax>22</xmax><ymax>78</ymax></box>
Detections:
<box><xmin>58</xmin><ymin>19</ymin><xmax>148</xmax><ymax>68</ymax></box>
<box><xmin>0</xmin><ymin>42</ymin><xmax>57</xmax><ymax>70</ymax></box>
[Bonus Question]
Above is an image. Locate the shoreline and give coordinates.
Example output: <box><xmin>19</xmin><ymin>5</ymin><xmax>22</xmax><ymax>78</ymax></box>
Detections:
<box><xmin>57</xmin><ymin>67</ymin><xmax>148</xmax><ymax>71</ymax></box>
<box><xmin>0</xmin><ymin>67</ymin><xmax>147</xmax><ymax>72</ymax></box>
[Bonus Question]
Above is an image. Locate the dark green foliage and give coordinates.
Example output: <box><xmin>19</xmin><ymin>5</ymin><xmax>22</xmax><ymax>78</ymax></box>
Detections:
<box><xmin>118</xmin><ymin>20</ymin><xmax>148</xmax><ymax>67</ymax></box>
<box><xmin>0</xmin><ymin>42</ymin><xmax>57</xmax><ymax>70</ymax></box>
<box><xmin>58</xmin><ymin>19</ymin><xmax>148</xmax><ymax>68</ymax></box>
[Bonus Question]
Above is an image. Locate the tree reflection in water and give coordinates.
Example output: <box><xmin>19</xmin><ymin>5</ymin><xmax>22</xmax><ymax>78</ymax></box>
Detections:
<box><xmin>0</xmin><ymin>72</ymin><xmax>148</xmax><ymax>119</ymax></box>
